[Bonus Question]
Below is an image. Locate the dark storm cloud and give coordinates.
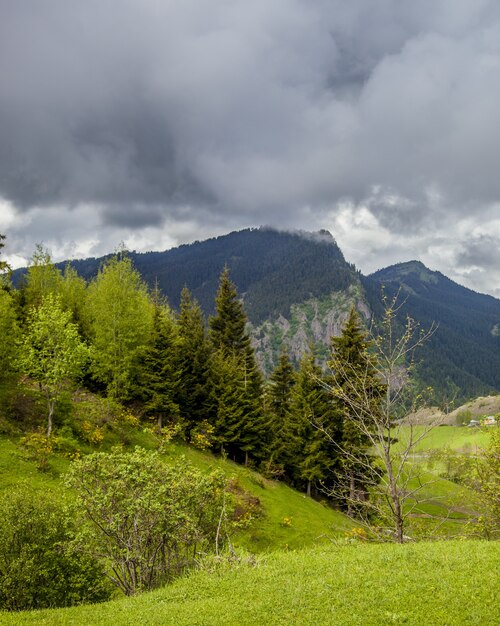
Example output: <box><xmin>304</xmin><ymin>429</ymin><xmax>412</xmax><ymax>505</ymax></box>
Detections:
<box><xmin>455</xmin><ymin>235</ymin><xmax>500</xmax><ymax>269</ymax></box>
<box><xmin>1</xmin><ymin>0</ymin><xmax>499</xmax><ymax>295</ymax></box>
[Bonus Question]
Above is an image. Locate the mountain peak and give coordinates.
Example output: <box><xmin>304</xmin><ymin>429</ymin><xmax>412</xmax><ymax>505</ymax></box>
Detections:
<box><xmin>370</xmin><ymin>260</ymin><xmax>438</xmax><ymax>284</ymax></box>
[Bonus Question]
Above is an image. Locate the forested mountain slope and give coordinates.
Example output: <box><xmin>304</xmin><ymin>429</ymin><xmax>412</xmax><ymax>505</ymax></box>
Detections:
<box><xmin>368</xmin><ymin>261</ymin><xmax>500</xmax><ymax>399</ymax></box>
<box><xmin>12</xmin><ymin>228</ymin><xmax>500</xmax><ymax>400</ymax></box>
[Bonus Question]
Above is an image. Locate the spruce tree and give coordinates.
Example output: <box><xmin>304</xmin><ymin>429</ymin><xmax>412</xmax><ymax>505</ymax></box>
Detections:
<box><xmin>176</xmin><ymin>287</ymin><xmax>213</xmax><ymax>438</ymax></box>
<box><xmin>139</xmin><ymin>292</ymin><xmax>180</xmax><ymax>432</ymax></box>
<box><xmin>328</xmin><ymin>307</ymin><xmax>384</xmax><ymax>515</ymax></box>
<box><xmin>209</xmin><ymin>267</ymin><xmax>265</xmax><ymax>464</ymax></box>
<box><xmin>266</xmin><ymin>348</ymin><xmax>300</xmax><ymax>480</ymax></box>
<box><xmin>292</xmin><ymin>352</ymin><xmax>342</xmax><ymax>497</ymax></box>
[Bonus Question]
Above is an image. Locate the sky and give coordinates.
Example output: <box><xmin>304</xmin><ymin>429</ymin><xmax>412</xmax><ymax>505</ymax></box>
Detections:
<box><xmin>1</xmin><ymin>1</ymin><xmax>499</xmax><ymax>297</ymax></box>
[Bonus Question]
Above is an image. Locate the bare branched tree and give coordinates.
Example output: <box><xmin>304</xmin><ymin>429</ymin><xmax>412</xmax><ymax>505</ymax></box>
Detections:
<box><xmin>321</xmin><ymin>291</ymin><xmax>439</xmax><ymax>543</ymax></box>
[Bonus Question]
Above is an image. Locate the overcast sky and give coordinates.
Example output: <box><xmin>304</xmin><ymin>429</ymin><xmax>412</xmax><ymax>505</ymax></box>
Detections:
<box><xmin>1</xmin><ymin>1</ymin><xmax>499</xmax><ymax>297</ymax></box>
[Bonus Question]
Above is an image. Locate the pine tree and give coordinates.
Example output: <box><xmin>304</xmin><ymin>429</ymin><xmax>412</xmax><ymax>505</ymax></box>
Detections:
<box><xmin>139</xmin><ymin>291</ymin><xmax>180</xmax><ymax>432</ymax></box>
<box><xmin>209</xmin><ymin>267</ymin><xmax>265</xmax><ymax>464</ymax></box>
<box><xmin>266</xmin><ymin>348</ymin><xmax>299</xmax><ymax>480</ymax></box>
<box><xmin>292</xmin><ymin>352</ymin><xmax>342</xmax><ymax>497</ymax></box>
<box><xmin>328</xmin><ymin>307</ymin><xmax>384</xmax><ymax>515</ymax></box>
<box><xmin>176</xmin><ymin>287</ymin><xmax>213</xmax><ymax>438</ymax></box>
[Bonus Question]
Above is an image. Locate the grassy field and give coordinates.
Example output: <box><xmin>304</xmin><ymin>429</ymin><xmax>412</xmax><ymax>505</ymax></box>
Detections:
<box><xmin>2</xmin><ymin>540</ymin><xmax>497</xmax><ymax>625</ymax></box>
<box><xmin>0</xmin><ymin>435</ymin><xmax>354</xmax><ymax>553</ymax></box>
<box><xmin>394</xmin><ymin>425</ymin><xmax>491</xmax><ymax>453</ymax></box>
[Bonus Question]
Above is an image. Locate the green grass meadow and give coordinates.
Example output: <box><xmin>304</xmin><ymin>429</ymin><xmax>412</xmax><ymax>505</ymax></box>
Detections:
<box><xmin>3</xmin><ymin>541</ymin><xmax>497</xmax><ymax>625</ymax></box>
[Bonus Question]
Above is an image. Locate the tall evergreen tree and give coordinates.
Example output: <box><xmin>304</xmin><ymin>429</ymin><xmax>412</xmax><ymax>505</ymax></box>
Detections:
<box><xmin>176</xmin><ymin>287</ymin><xmax>213</xmax><ymax>438</ymax></box>
<box><xmin>292</xmin><ymin>352</ymin><xmax>342</xmax><ymax>497</ymax></box>
<box><xmin>139</xmin><ymin>292</ymin><xmax>180</xmax><ymax>432</ymax></box>
<box><xmin>328</xmin><ymin>307</ymin><xmax>384</xmax><ymax>515</ymax></box>
<box><xmin>209</xmin><ymin>267</ymin><xmax>265</xmax><ymax>464</ymax></box>
<box><xmin>266</xmin><ymin>348</ymin><xmax>299</xmax><ymax>479</ymax></box>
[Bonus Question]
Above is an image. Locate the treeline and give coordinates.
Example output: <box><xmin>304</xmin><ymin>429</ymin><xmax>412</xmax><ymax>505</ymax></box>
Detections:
<box><xmin>0</xmin><ymin>238</ymin><xmax>376</xmax><ymax>501</ymax></box>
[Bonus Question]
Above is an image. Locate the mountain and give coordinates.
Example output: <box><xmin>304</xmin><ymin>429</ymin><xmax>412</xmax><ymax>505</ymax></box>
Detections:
<box><xmin>12</xmin><ymin>228</ymin><xmax>500</xmax><ymax>401</ymax></box>
<box><xmin>367</xmin><ymin>260</ymin><xmax>500</xmax><ymax>400</ymax></box>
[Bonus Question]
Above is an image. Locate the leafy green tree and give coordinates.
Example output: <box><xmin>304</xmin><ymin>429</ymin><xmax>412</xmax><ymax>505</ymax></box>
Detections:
<box><xmin>328</xmin><ymin>307</ymin><xmax>384</xmax><ymax>515</ymax></box>
<box><xmin>476</xmin><ymin>428</ymin><xmax>500</xmax><ymax>539</ymax></box>
<box><xmin>59</xmin><ymin>263</ymin><xmax>88</xmax><ymax>332</ymax></box>
<box><xmin>176</xmin><ymin>287</ymin><xmax>213</xmax><ymax>436</ymax></box>
<box><xmin>86</xmin><ymin>253</ymin><xmax>153</xmax><ymax>400</ymax></box>
<box><xmin>139</xmin><ymin>294</ymin><xmax>180</xmax><ymax>431</ymax></box>
<box><xmin>209</xmin><ymin>267</ymin><xmax>265</xmax><ymax>464</ymax></box>
<box><xmin>23</xmin><ymin>244</ymin><xmax>63</xmax><ymax>310</ymax></box>
<box><xmin>292</xmin><ymin>352</ymin><xmax>342</xmax><ymax>497</ymax></box>
<box><xmin>0</xmin><ymin>487</ymin><xmax>110</xmax><ymax>611</ymax></box>
<box><xmin>20</xmin><ymin>294</ymin><xmax>89</xmax><ymax>437</ymax></box>
<box><xmin>66</xmin><ymin>448</ymin><xmax>225</xmax><ymax>595</ymax></box>
<box><xmin>0</xmin><ymin>289</ymin><xmax>20</xmax><ymax>385</ymax></box>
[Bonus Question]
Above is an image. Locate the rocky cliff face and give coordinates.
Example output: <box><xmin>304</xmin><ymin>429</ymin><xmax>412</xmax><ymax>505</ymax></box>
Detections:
<box><xmin>250</xmin><ymin>282</ymin><xmax>370</xmax><ymax>373</ymax></box>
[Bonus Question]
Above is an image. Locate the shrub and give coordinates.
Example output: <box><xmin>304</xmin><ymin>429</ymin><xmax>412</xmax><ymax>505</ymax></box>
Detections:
<box><xmin>0</xmin><ymin>487</ymin><xmax>110</xmax><ymax>611</ymax></box>
<box><xmin>66</xmin><ymin>448</ymin><xmax>226</xmax><ymax>595</ymax></box>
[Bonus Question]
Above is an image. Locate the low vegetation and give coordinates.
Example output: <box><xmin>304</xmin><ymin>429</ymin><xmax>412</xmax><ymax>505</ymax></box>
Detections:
<box><xmin>2</xmin><ymin>541</ymin><xmax>498</xmax><ymax>625</ymax></box>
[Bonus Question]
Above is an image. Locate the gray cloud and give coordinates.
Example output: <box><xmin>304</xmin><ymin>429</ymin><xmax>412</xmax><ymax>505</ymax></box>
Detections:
<box><xmin>0</xmin><ymin>1</ymin><xmax>499</xmax><ymax>296</ymax></box>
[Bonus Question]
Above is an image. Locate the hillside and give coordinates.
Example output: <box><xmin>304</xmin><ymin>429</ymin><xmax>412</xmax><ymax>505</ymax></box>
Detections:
<box><xmin>0</xmin><ymin>435</ymin><xmax>354</xmax><ymax>554</ymax></box>
<box><xmin>369</xmin><ymin>261</ymin><xmax>500</xmax><ymax>398</ymax></box>
<box><xmin>11</xmin><ymin>227</ymin><xmax>500</xmax><ymax>399</ymax></box>
<box><xmin>3</xmin><ymin>541</ymin><xmax>498</xmax><ymax>625</ymax></box>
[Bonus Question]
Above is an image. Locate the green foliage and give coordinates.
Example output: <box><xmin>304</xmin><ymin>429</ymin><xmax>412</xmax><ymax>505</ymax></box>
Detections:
<box><xmin>86</xmin><ymin>254</ymin><xmax>153</xmax><ymax>400</ymax></box>
<box><xmin>474</xmin><ymin>428</ymin><xmax>500</xmax><ymax>539</ymax></box>
<box><xmin>209</xmin><ymin>268</ymin><xmax>265</xmax><ymax>463</ymax></box>
<box><xmin>23</xmin><ymin>244</ymin><xmax>63</xmax><ymax>310</ymax></box>
<box><xmin>265</xmin><ymin>349</ymin><xmax>299</xmax><ymax>479</ymax></box>
<box><xmin>175</xmin><ymin>287</ymin><xmax>213</xmax><ymax>435</ymax></box>
<box><xmin>59</xmin><ymin>264</ymin><xmax>88</xmax><ymax>331</ymax></box>
<box><xmin>328</xmin><ymin>307</ymin><xmax>383</xmax><ymax>514</ymax></box>
<box><xmin>20</xmin><ymin>294</ymin><xmax>89</xmax><ymax>436</ymax></box>
<box><xmin>0</xmin><ymin>289</ymin><xmax>20</xmax><ymax>384</ymax></box>
<box><xmin>292</xmin><ymin>352</ymin><xmax>342</xmax><ymax>495</ymax></box>
<box><xmin>138</xmin><ymin>298</ymin><xmax>180</xmax><ymax>431</ymax></box>
<box><xmin>65</xmin><ymin>448</ymin><xmax>226</xmax><ymax>596</ymax></box>
<box><xmin>0</xmin><ymin>487</ymin><xmax>110</xmax><ymax>611</ymax></box>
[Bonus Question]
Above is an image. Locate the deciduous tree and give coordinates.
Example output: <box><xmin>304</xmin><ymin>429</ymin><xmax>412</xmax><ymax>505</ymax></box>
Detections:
<box><xmin>20</xmin><ymin>294</ymin><xmax>88</xmax><ymax>437</ymax></box>
<box><xmin>86</xmin><ymin>253</ymin><xmax>153</xmax><ymax>400</ymax></box>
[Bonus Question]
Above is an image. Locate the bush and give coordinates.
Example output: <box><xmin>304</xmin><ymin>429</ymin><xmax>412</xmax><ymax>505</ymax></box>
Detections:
<box><xmin>66</xmin><ymin>448</ymin><xmax>226</xmax><ymax>595</ymax></box>
<box><xmin>0</xmin><ymin>487</ymin><xmax>110</xmax><ymax>611</ymax></box>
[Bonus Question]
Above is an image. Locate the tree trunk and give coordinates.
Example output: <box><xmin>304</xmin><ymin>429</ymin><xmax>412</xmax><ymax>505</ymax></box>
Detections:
<box><xmin>306</xmin><ymin>480</ymin><xmax>311</xmax><ymax>497</ymax></box>
<box><xmin>245</xmin><ymin>450</ymin><xmax>249</xmax><ymax>467</ymax></box>
<box><xmin>47</xmin><ymin>399</ymin><xmax>54</xmax><ymax>438</ymax></box>
<box><xmin>157</xmin><ymin>414</ymin><xmax>163</xmax><ymax>433</ymax></box>
<box><xmin>347</xmin><ymin>472</ymin><xmax>355</xmax><ymax>516</ymax></box>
